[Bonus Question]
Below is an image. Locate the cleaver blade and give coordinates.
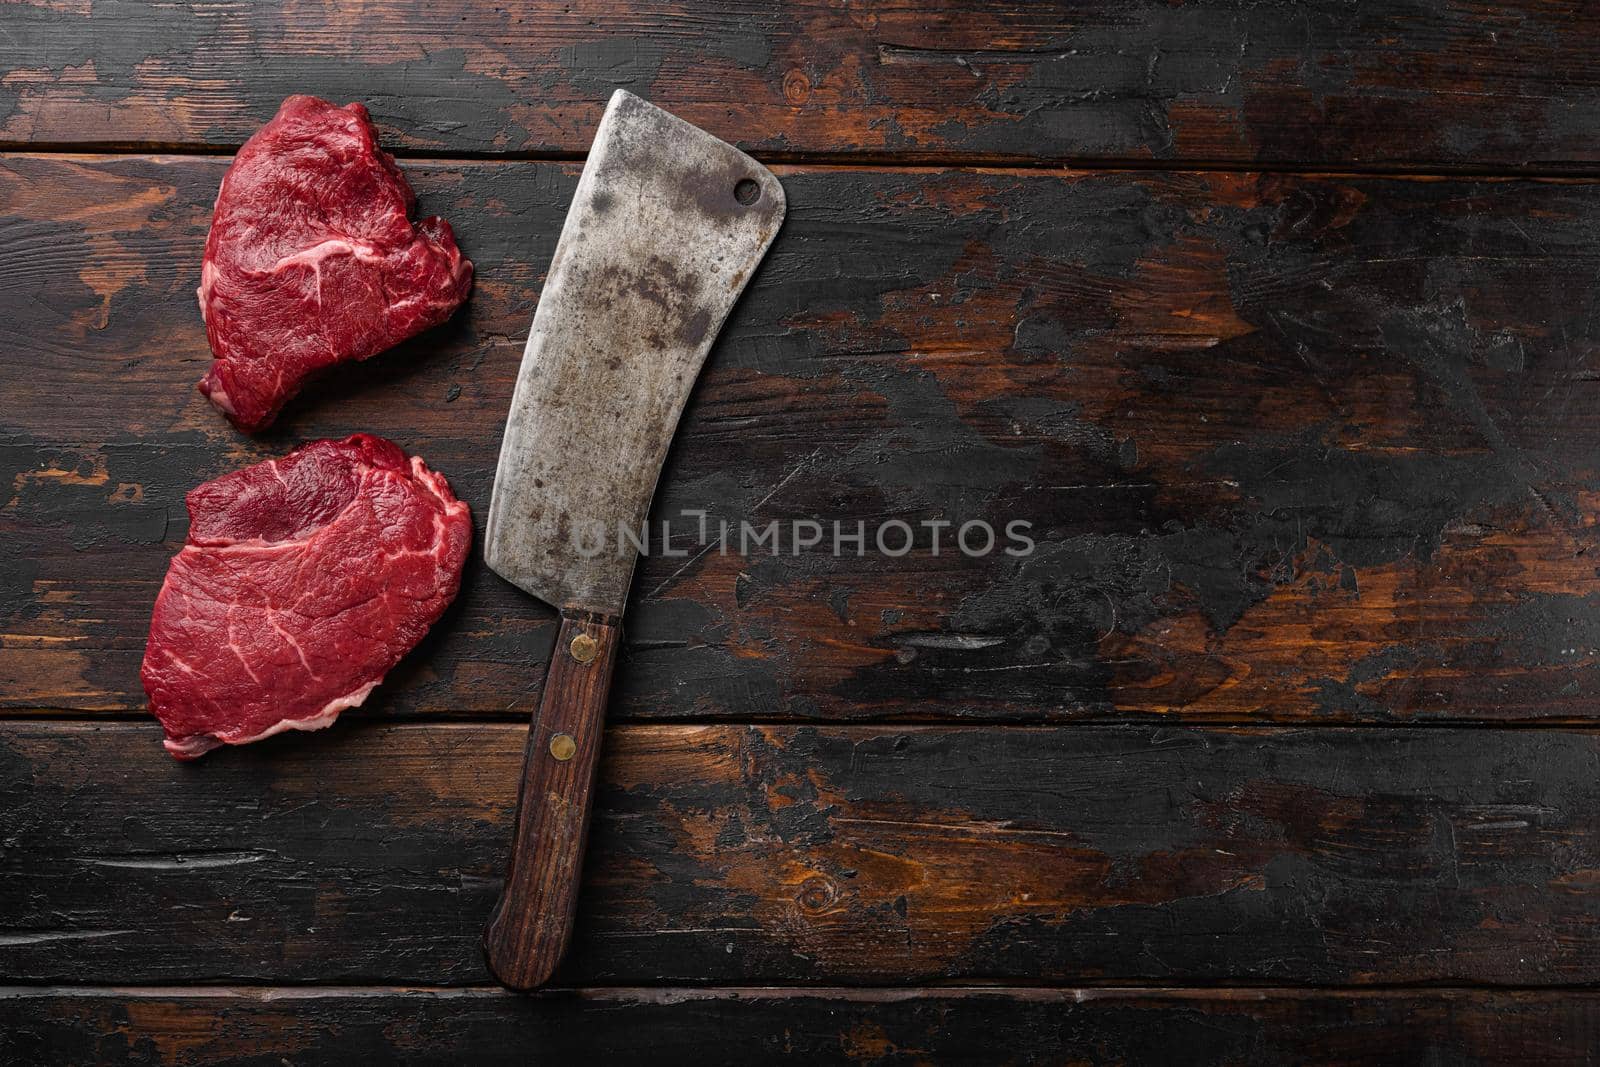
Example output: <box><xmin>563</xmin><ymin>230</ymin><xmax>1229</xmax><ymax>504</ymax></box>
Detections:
<box><xmin>485</xmin><ymin>89</ymin><xmax>785</xmax><ymax>612</ymax></box>
<box><xmin>481</xmin><ymin>89</ymin><xmax>785</xmax><ymax>992</ymax></box>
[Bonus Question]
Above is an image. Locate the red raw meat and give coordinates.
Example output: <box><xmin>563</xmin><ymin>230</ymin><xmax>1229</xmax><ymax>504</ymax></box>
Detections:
<box><xmin>197</xmin><ymin>95</ymin><xmax>473</xmax><ymax>432</ymax></box>
<box><xmin>141</xmin><ymin>435</ymin><xmax>472</xmax><ymax>759</ymax></box>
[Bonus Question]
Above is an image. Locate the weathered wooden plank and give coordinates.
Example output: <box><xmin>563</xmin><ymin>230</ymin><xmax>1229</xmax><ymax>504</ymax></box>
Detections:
<box><xmin>4</xmin><ymin>986</ymin><xmax>1597</xmax><ymax>1066</ymax></box>
<box><xmin>5</xmin><ymin>2</ymin><xmax>1600</xmax><ymax>168</ymax></box>
<box><xmin>4</xmin><ymin>721</ymin><xmax>1599</xmax><ymax>986</ymax></box>
<box><xmin>4</xmin><ymin>156</ymin><xmax>1600</xmax><ymax>722</ymax></box>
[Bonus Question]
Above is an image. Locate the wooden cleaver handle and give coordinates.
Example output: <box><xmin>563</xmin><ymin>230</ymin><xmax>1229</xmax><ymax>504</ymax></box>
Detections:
<box><xmin>483</xmin><ymin>609</ymin><xmax>621</xmax><ymax>991</ymax></box>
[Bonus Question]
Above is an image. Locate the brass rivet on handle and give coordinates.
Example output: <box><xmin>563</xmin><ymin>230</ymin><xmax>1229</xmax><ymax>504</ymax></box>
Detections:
<box><xmin>550</xmin><ymin>733</ymin><xmax>577</xmax><ymax>761</ymax></box>
<box><xmin>569</xmin><ymin>633</ymin><xmax>598</xmax><ymax>663</ymax></box>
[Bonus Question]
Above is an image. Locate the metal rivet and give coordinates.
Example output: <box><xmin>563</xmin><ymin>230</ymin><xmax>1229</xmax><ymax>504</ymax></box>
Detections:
<box><xmin>570</xmin><ymin>633</ymin><xmax>598</xmax><ymax>663</ymax></box>
<box><xmin>550</xmin><ymin>733</ymin><xmax>576</xmax><ymax>761</ymax></box>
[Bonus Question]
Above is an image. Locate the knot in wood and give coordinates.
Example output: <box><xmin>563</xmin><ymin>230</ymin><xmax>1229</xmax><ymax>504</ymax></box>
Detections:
<box><xmin>782</xmin><ymin>69</ymin><xmax>811</xmax><ymax>105</ymax></box>
<box><xmin>796</xmin><ymin>875</ymin><xmax>838</xmax><ymax>913</ymax></box>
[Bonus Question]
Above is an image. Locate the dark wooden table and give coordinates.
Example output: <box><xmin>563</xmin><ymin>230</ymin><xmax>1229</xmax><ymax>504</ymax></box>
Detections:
<box><xmin>5</xmin><ymin>3</ymin><xmax>1600</xmax><ymax>1063</ymax></box>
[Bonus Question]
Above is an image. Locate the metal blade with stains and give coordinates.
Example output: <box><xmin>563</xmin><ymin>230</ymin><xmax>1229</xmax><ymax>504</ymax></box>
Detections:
<box><xmin>486</xmin><ymin>89</ymin><xmax>785</xmax><ymax>612</ymax></box>
<box><xmin>480</xmin><ymin>89</ymin><xmax>785</xmax><ymax>991</ymax></box>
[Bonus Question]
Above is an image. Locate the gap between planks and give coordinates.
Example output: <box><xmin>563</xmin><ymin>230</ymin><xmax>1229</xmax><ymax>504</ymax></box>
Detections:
<box><xmin>6</xmin><ymin>983</ymin><xmax>1600</xmax><ymax>999</ymax></box>
<box><xmin>6</xmin><ymin>714</ymin><xmax>1600</xmax><ymax>732</ymax></box>
<box><xmin>3</xmin><ymin>143</ymin><xmax>1600</xmax><ymax>183</ymax></box>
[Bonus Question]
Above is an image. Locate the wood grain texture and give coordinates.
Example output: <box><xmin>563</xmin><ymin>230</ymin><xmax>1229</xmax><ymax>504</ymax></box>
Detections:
<box><xmin>5</xmin><ymin>2</ymin><xmax>1600</xmax><ymax>168</ymax></box>
<box><xmin>5</xmin><ymin>156</ymin><xmax>1600</xmax><ymax>723</ymax></box>
<box><xmin>484</xmin><ymin>612</ymin><xmax>620</xmax><ymax>991</ymax></box>
<box><xmin>7</xmin><ymin>4</ymin><xmax>1599</xmax><ymax>1055</ymax></box>
<box><xmin>5</xmin><ymin>720</ymin><xmax>1600</xmax><ymax>987</ymax></box>
<box><xmin>4</xmin><ymin>986</ymin><xmax>1598</xmax><ymax>1066</ymax></box>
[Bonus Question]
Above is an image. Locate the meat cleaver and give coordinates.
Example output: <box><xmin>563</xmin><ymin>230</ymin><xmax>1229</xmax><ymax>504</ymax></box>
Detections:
<box><xmin>481</xmin><ymin>90</ymin><xmax>785</xmax><ymax>990</ymax></box>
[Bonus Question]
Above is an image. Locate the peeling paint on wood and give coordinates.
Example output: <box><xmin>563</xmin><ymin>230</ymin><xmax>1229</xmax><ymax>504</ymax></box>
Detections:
<box><xmin>4</xmin><ymin>986</ymin><xmax>1599</xmax><ymax>1065</ymax></box>
<box><xmin>3</xmin><ymin>2</ymin><xmax>1600</xmax><ymax>168</ymax></box>
<box><xmin>5</xmin><ymin>10</ymin><xmax>1600</xmax><ymax>1049</ymax></box>
<box><xmin>3</xmin><ymin>157</ymin><xmax>1600</xmax><ymax>722</ymax></box>
<box><xmin>3</xmin><ymin>721</ymin><xmax>1599</xmax><ymax>986</ymax></box>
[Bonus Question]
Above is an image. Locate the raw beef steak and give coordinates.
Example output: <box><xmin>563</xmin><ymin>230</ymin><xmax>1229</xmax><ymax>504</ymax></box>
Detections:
<box><xmin>141</xmin><ymin>435</ymin><xmax>472</xmax><ymax>759</ymax></box>
<box><xmin>197</xmin><ymin>95</ymin><xmax>473</xmax><ymax>431</ymax></box>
